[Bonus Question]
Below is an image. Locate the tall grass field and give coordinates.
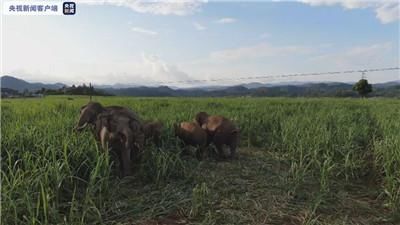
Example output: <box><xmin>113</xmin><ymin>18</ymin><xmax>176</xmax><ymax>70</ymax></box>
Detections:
<box><xmin>1</xmin><ymin>96</ymin><xmax>399</xmax><ymax>224</ymax></box>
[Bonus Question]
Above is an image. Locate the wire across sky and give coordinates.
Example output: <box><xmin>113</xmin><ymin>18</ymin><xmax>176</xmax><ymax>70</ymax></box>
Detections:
<box><xmin>142</xmin><ymin>67</ymin><xmax>400</xmax><ymax>85</ymax></box>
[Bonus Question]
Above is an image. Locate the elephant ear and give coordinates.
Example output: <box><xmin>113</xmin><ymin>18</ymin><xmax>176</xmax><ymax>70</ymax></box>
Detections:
<box><xmin>76</xmin><ymin>102</ymin><xmax>104</xmax><ymax>131</ymax></box>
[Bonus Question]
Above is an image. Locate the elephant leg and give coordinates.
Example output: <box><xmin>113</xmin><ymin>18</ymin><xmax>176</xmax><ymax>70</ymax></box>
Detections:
<box><xmin>120</xmin><ymin>148</ymin><xmax>132</xmax><ymax>177</ymax></box>
<box><xmin>213</xmin><ymin>132</ymin><xmax>226</xmax><ymax>160</ymax></box>
<box><xmin>116</xmin><ymin>148</ymin><xmax>124</xmax><ymax>177</ymax></box>
<box><xmin>179</xmin><ymin>141</ymin><xmax>189</xmax><ymax>156</ymax></box>
<box><xmin>215</xmin><ymin>143</ymin><xmax>226</xmax><ymax>160</ymax></box>
<box><xmin>206</xmin><ymin>133</ymin><xmax>213</xmax><ymax>146</ymax></box>
<box><xmin>132</xmin><ymin>145</ymin><xmax>142</xmax><ymax>163</ymax></box>
<box><xmin>195</xmin><ymin>146</ymin><xmax>205</xmax><ymax>161</ymax></box>
<box><xmin>229</xmin><ymin>144</ymin><xmax>237</xmax><ymax>159</ymax></box>
<box><xmin>180</xmin><ymin>146</ymin><xmax>190</xmax><ymax>156</ymax></box>
<box><xmin>133</xmin><ymin>132</ymin><xmax>145</xmax><ymax>162</ymax></box>
<box><xmin>154</xmin><ymin>135</ymin><xmax>161</xmax><ymax>147</ymax></box>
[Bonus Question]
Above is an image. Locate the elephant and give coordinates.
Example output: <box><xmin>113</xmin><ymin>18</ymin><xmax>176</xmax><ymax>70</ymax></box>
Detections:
<box><xmin>174</xmin><ymin>122</ymin><xmax>208</xmax><ymax>160</ymax></box>
<box><xmin>75</xmin><ymin>102</ymin><xmax>144</xmax><ymax>177</ymax></box>
<box><xmin>142</xmin><ymin>120</ymin><xmax>163</xmax><ymax>147</ymax></box>
<box><xmin>96</xmin><ymin>114</ymin><xmax>136</xmax><ymax>176</ymax></box>
<box><xmin>75</xmin><ymin>102</ymin><xmax>141</xmax><ymax>133</ymax></box>
<box><xmin>195</xmin><ymin>112</ymin><xmax>240</xmax><ymax>159</ymax></box>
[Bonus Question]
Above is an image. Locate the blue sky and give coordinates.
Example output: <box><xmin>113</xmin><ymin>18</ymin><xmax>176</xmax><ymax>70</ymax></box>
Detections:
<box><xmin>2</xmin><ymin>0</ymin><xmax>399</xmax><ymax>86</ymax></box>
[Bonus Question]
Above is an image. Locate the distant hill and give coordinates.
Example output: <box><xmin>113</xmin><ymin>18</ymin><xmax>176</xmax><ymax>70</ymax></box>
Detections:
<box><xmin>374</xmin><ymin>80</ymin><xmax>400</xmax><ymax>88</ymax></box>
<box><xmin>104</xmin><ymin>86</ymin><xmax>176</xmax><ymax>97</ymax></box>
<box><xmin>1</xmin><ymin>76</ymin><xmax>65</xmax><ymax>92</ymax></box>
<box><xmin>105</xmin><ymin>82</ymin><xmax>399</xmax><ymax>97</ymax></box>
<box><xmin>1</xmin><ymin>75</ymin><xmax>399</xmax><ymax>97</ymax></box>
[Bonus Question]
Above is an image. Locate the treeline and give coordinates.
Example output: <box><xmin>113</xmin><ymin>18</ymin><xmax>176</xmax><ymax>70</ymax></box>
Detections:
<box><xmin>36</xmin><ymin>84</ymin><xmax>112</xmax><ymax>96</ymax></box>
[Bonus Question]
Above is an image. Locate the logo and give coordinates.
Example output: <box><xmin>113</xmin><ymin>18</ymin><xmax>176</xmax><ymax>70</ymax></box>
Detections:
<box><xmin>4</xmin><ymin>1</ymin><xmax>63</xmax><ymax>16</ymax></box>
<box><xmin>63</xmin><ymin>2</ymin><xmax>75</xmax><ymax>15</ymax></box>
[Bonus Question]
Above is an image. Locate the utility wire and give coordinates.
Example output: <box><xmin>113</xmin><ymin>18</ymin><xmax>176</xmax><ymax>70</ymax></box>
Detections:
<box><xmin>142</xmin><ymin>67</ymin><xmax>399</xmax><ymax>85</ymax></box>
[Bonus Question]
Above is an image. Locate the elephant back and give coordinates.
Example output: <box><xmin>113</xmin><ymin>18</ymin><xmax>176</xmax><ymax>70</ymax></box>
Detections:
<box><xmin>104</xmin><ymin>106</ymin><xmax>142</xmax><ymax>123</ymax></box>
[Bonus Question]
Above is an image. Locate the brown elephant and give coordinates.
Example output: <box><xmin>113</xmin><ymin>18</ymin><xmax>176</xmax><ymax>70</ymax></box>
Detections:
<box><xmin>195</xmin><ymin>112</ymin><xmax>240</xmax><ymax>159</ymax></box>
<box><xmin>75</xmin><ymin>102</ymin><xmax>144</xmax><ymax>177</ymax></box>
<box><xmin>174</xmin><ymin>122</ymin><xmax>208</xmax><ymax>160</ymax></box>
<box><xmin>142</xmin><ymin>120</ymin><xmax>163</xmax><ymax>146</ymax></box>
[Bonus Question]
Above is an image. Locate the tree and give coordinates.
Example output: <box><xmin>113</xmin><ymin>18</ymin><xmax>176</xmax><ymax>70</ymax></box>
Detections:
<box><xmin>353</xmin><ymin>79</ymin><xmax>372</xmax><ymax>98</ymax></box>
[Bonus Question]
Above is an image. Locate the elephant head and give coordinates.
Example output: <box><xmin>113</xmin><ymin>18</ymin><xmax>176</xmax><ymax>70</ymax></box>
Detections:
<box><xmin>75</xmin><ymin>102</ymin><xmax>105</xmax><ymax>131</ymax></box>
<box><xmin>194</xmin><ymin>112</ymin><xmax>209</xmax><ymax>127</ymax></box>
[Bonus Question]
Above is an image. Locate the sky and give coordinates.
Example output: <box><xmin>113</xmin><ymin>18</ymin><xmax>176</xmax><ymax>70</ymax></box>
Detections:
<box><xmin>1</xmin><ymin>0</ymin><xmax>399</xmax><ymax>87</ymax></box>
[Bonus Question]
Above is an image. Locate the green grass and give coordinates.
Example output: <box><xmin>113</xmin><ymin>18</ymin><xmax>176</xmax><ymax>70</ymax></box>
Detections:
<box><xmin>1</xmin><ymin>96</ymin><xmax>399</xmax><ymax>224</ymax></box>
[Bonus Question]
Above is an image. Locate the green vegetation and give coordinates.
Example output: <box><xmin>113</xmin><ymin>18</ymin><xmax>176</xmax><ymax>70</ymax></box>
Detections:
<box><xmin>1</xmin><ymin>96</ymin><xmax>399</xmax><ymax>224</ymax></box>
<box><xmin>353</xmin><ymin>79</ymin><xmax>373</xmax><ymax>98</ymax></box>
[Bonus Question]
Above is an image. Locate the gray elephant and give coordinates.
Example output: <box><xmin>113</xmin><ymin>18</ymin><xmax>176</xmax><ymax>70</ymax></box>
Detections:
<box><xmin>142</xmin><ymin>120</ymin><xmax>163</xmax><ymax>147</ymax></box>
<box><xmin>195</xmin><ymin>112</ymin><xmax>240</xmax><ymax>159</ymax></box>
<box><xmin>96</xmin><ymin>113</ymin><xmax>138</xmax><ymax>176</ymax></box>
<box><xmin>75</xmin><ymin>102</ymin><xmax>144</xmax><ymax>177</ymax></box>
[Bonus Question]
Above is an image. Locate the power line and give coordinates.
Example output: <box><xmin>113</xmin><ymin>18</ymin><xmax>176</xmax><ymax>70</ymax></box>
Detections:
<box><xmin>143</xmin><ymin>67</ymin><xmax>399</xmax><ymax>85</ymax></box>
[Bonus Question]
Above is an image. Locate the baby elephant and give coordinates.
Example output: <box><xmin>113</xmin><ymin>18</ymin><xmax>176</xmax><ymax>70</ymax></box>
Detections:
<box><xmin>142</xmin><ymin>120</ymin><xmax>163</xmax><ymax>146</ymax></box>
<box><xmin>174</xmin><ymin>122</ymin><xmax>208</xmax><ymax>160</ymax></box>
<box><xmin>95</xmin><ymin>113</ymin><xmax>137</xmax><ymax>177</ymax></box>
<box><xmin>195</xmin><ymin>112</ymin><xmax>240</xmax><ymax>159</ymax></box>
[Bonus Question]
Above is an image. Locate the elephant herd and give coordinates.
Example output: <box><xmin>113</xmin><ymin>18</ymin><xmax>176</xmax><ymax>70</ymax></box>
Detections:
<box><xmin>75</xmin><ymin>102</ymin><xmax>240</xmax><ymax>177</ymax></box>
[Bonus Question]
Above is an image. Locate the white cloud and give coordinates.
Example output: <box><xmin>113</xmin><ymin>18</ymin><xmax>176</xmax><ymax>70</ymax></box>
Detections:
<box><xmin>376</xmin><ymin>2</ymin><xmax>400</xmax><ymax>24</ymax></box>
<box><xmin>210</xmin><ymin>43</ymin><xmax>313</xmax><ymax>61</ymax></box>
<box><xmin>65</xmin><ymin>54</ymin><xmax>192</xmax><ymax>85</ymax></box>
<box><xmin>75</xmin><ymin>54</ymin><xmax>193</xmax><ymax>85</ymax></box>
<box><xmin>193</xmin><ymin>22</ymin><xmax>207</xmax><ymax>31</ymax></box>
<box><xmin>78</xmin><ymin>0</ymin><xmax>205</xmax><ymax>16</ymax></box>
<box><xmin>309</xmin><ymin>42</ymin><xmax>395</xmax><ymax>68</ymax></box>
<box><xmin>297</xmin><ymin>0</ymin><xmax>374</xmax><ymax>8</ymax></box>
<box><xmin>141</xmin><ymin>53</ymin><xmax>192</xmax><ymax>82</ymax></box>
<box><xmin>215</xmin><ymin>17</ymin><xmax>237</xmax><ymax>24</ymax></box>
<box><xmin>297</xmin><ymin>0</ymin><xmax>399</xmax><ymax>24</ymax></box>
<box><xmin>131</xmin><ymin>27</ymin><xmax>158</xmax><ymax>36</ymax></box>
